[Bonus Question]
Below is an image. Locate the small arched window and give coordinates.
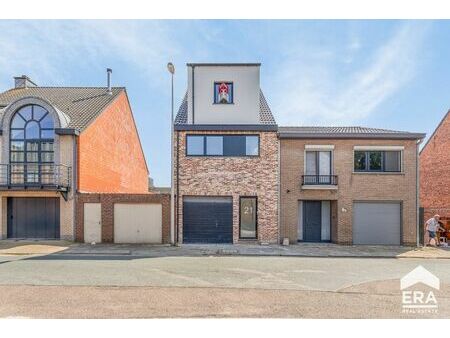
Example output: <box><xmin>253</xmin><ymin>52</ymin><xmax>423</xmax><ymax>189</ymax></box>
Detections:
<box><xmin>9</xmin><ymin>105</ymin><xmax>55</xmax><ymax>184</ymax></box>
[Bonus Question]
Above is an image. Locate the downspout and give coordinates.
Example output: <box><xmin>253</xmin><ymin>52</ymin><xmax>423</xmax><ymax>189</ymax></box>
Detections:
<box><xmin>72</xmin><ymin>135</ymin><xmax>78</xmax><ymax>242</ymax></box>
<box><xmin>416</xmin><ymin>137</ymin><xmax>424</xmax><ymax>247</ymax></box>
<box><xmin>176</xmin><ymin>130</ymin><xmax>180</xmax><ymax>244</ymax></box>
<box><xmin>191</xmin><ymin>66</ymin><xmax>195</xmax><ymax>124</ymax></box>
<box><xmin>277</xmin><ymin>131</ymin><xmax>281</xmax><ymax>244</ymax></box>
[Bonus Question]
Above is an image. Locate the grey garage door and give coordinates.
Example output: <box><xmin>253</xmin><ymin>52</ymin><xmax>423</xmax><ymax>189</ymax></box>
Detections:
<box><xmin>7</xmin><ymin>197</ymin><xmax>60</xmax><ymax>239</ymax></box>
<box><xmin>353</xmin><ymin>202</ymin><xmax>401</xmax><ymax>245</ymax></box>
<box><xmin>183</xmin><ymin>196</ymin><xmax>233</xmax><ymax>244</ymax></box>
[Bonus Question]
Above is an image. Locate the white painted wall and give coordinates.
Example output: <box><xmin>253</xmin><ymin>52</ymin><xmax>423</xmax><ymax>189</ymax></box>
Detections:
<box><xmin>187</xmin><ymin>65</ymin><xmax>260</xmax><ymax>124</ymax></box>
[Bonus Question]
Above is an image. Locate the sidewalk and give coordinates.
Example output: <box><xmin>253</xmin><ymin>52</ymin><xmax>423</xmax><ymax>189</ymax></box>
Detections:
<box><xmin>1</xmin><ymin>240</ymin><xmax>448</xmax><ymax>259</ymax></box>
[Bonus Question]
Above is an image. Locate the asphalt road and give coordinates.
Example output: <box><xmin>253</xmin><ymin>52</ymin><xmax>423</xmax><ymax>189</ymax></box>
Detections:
<box><xmin>0</xmin><ymin>254</ymin><xmax>449</xmax><ymax>318</ymax></box>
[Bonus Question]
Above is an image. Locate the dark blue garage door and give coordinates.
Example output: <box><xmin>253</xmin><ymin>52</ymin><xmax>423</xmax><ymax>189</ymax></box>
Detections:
<box><xmin>7</xmin><ymin>197</ymin><xmax>60</xmax><ymax>239</ymax></box>
<box><xmin>183</xmin><ymin>196</ymin><xmax>233</xmax><ymax>244</ymax></box>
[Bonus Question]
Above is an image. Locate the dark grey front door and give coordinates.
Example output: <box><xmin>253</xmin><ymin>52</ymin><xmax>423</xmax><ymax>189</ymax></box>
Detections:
<box><xmin>7</xmin><ymin>197</ymin><xmax>60</xmax><ymax>239</ymax></box>
<box><xmin>303</xmin><ymin>201</ymin><xmax>322</xmax><ymax>242</ymax></box>
<box><xmin>183</xmin><ymin>196</ymin><xmax>233</xmax><ymax>244</ymax></box>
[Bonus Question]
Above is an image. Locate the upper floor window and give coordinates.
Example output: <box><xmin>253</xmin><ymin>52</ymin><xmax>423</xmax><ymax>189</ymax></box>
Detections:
<box><xmin>304</xmin><ymin>150</ymin><xmax>333</xmax><ymax>184</ymax></box>
<box><xmin>9</xmin><ymin>105</ymin><xmax>55</xmax><ymax>184</ymax></box>
<box><xmin>354</xmin><ymin>150</ymin><xmax>401</xmax><ymax>172</ymax></box>
<box><xmin>186</xmin><ymin>135</ymin><xmax>259</xmax><ymax>157</ymax></box>
<box><xmin>214</xmin><ymin>82</ymin><xmax>233</xmax><ymax>104</ymax></box>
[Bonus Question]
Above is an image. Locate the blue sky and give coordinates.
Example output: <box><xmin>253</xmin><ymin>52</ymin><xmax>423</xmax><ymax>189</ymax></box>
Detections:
<box><xmin>0</xmin><ymin>20</ymin><xmax>449</xmax><ymax>186</ymax></box>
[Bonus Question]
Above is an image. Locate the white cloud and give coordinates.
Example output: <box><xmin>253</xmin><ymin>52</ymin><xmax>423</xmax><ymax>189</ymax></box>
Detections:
<box><xmin>0</xmin><ymin>20</ymin><xmax>210</xmax><ymax>92</ymax></box>
<box><xmin>270</xmin><ymin>22</ymin><xmax>431</xmax><ymax>126</ymax></box>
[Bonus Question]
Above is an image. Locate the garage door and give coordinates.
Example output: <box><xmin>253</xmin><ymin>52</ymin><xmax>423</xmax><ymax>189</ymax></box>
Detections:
<box><xmin>114</xmin><ymin>203</ymin><xmax>162</xmax><ymax>243</ymax></box>
<box><xmin>183</xmin><ymin>197</ymin><xmax>233</xmax><ymax>243</ymax></box>
<box><xmin>7</xmin><ymin>197</ymin><xmax>60</xmax><ymax>239</ymax></box>
<box><xmin>353</xmin><ymin>202</ymin><xmax>401</xmax><ymax>245</ymax></box>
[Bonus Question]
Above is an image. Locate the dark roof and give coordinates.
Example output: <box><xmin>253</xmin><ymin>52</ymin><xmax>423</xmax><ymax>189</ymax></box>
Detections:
<box><xmin>420</xmin><ymin>109</ymin><xmax>450</xmax><ymax>154</ymax></box>
<box><xmin>0</xmin><ymin>86</ymin><xmax>124</xmax><ymax>131</ymax></box>
<box><xmin>174</xmin><ymin>89</ymin><xmax>277</xmax><ymax>126</ymax></box>
<box><xmin>278</xmin><ymin>126</ymin><xmax>425</xmax><ymax>140</ymax></box>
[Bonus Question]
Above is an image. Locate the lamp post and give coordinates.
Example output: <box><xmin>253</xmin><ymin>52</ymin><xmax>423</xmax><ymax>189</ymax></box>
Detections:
<box><xmin>167</xmin><ymin>62</ymin><xmax>175</xmax><ymax>245</ymax></box>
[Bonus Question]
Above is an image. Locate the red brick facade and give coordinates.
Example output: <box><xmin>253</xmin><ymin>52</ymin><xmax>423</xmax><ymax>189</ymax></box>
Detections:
<box><xmin>75</xmin><ymin>193</ymin><xmax>171</xmax><ymax>243</ymax></box>
<box><xmin>78</xmin><ymin>91</ymin><xmax>149</xmax><ymax>193</ymax></box>
<box><xmin>420</xmin><ymin>110</ymin><xmax>450</xmax><ymax>219</ymax></box>
<box><xmin>174</xmin><ymin>130</ymin><xmax>279</xmax><ymax>244</ymax></box>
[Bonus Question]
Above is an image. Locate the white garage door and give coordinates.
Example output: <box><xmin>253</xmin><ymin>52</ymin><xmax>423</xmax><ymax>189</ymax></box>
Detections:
<box><xmin>353</xmin><ymin>202</ymin><xmax>401</xmax><ymax>245</ymax></box>
<box><xmin>114</xmin><ymin>203</ymin><xmax>162</xmax><ymax>243</ymax></box>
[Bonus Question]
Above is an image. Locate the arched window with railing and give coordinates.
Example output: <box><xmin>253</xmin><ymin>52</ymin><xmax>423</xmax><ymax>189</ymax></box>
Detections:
<box><xmin>9</xmin><ymin>105</ymin><xmax>55</xmax><ymax>185</ymax></box>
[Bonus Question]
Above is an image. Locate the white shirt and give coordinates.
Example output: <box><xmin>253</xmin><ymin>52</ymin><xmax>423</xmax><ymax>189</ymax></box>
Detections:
<box><xmin>426</xmin><ymin>218</ymin><xmax>440</xmax><ymax>232</ymax></box>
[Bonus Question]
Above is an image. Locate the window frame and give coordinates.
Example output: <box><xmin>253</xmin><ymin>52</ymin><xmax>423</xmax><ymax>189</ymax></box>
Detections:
<box><xmin>239</xmin><ymin>196</ymin><xmax>258</xmax><ymax>240</ymax></box>
<box><xmin>213</xmin><ymin>81</ymin><xmax>234</xmax><ymax>104</ymax></box>
<box><xmin>353</xmin><ymin>150</ymin><xmax>402</xmax><ymax>173</ymax></box>
<box><xmin>9</xmin><ymin>104</ymin><xmax>55</xmax><ymax>185</ymax></box>
<box><xmin>304</xmin><ymin>150</ymin><xmax>333</xmax><ymax>176</ymax></box>
<box><xmin>185</xmin><ymin>134</ymin><xmax>260</xmax><ymax>157</ymax></box>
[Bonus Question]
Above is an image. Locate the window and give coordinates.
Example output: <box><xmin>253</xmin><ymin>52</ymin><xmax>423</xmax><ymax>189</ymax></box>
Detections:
<box><xmin>304</xmin><ymin>151</ymin><xmax>332</xmax><ymax>184</ymax></box>
<box><xmin>206</xmin><ymin>136</ymin><xmax>223</xmax><ymax>155</ymax></box>
<box><xmin>9</xmin><ymin>105</ymin><xmax>55</xmax><ymax>185</ymax></box>
<box><xmin>240</xmin><ymin>197</ymin><xmax>257</xmax><ymax>239</ymax></box>
<box><xmin>186</xmin><ymin>135</ymin><xmax>259</xmax><ymax>157</ymax></box>
<box><xmin>186</xmin><ymin>136</ymin><xmax>204</xmax><ymax>155</ymax></box>
<box><xmin>214</xmin><ymin>82</ymin><xmax>233</xmax><ymax>104</ymax></box>
<box><xmin>354</xmin><ymin>150</ymin><xmax>402</xmax><ymax>172</ymax></box>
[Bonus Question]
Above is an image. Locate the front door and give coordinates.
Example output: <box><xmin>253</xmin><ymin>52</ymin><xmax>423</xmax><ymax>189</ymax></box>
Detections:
<box><xmin>303</xmin><ymin>201</ymin><xmax>322</xmax><ymax>242</ymax></box>
<box><xmin>7</xmin><ymin>197</ymin><xmax>60</xmax><ymax>239</ymax></box>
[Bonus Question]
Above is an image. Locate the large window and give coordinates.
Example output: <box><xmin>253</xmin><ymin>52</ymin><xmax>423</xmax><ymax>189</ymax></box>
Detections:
<box><xmin>304</xmin><ymin>150</ymin><xmax>333</xmax><ymax>184</ymax></box>
<box><xmin>186</xmin><ymin>135</ymin><xmax>259</xmax><ymax>157</ymax></box>
<box><xmin>354</xmin><ymin>150</ymin><xmax>401</xmax><ymax>172</ymax></box>
<box><xmin>9</xmin><ymin>105</ymin><xmax>55</xmax><ymax>184</ymax></box>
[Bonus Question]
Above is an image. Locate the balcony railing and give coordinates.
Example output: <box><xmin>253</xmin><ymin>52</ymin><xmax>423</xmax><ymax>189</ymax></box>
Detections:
<box><xmin>0</xmin><ymin>164</ymin><xmax>71</xmax><ymax>191</ymax></box>
<box><xmin>302</xmin><ymin>175</ymin><xmax>338</xmax><ymax>186</ymax></box>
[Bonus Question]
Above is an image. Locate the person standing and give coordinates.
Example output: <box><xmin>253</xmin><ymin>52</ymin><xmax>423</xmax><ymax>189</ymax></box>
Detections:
<box><xmin>426</xmin><ymin>214</ymin><xmax>444</xmax><ymax>246</ymax></box>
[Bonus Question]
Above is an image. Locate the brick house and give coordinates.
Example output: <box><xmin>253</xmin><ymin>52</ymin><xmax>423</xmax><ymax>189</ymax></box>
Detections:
<box><xmin>0</xmin><ymin>72</ymin><xmax>154</xmax><ymax>242</ymax></box>
<box><xmin>420</xmin><ymin>110</ymin><xmax>450</xmax><ymax>229</ymax></box>
<box><xmin>174</xmin><ymin>63</ymin><xmax>279</xmax><ymax>244</ymax></box>
<box><xmin>279</xmin><ymin>127</ymin><xmax>425</xmax><ymax>245</ymax></box>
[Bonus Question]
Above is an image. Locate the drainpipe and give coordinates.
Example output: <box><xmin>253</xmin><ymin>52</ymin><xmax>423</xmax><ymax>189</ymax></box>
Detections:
<box><xmin>191</xmin><ymin>66</ymin><xmax>195</xmax><ymax>124</ymax></box>
<box><xmin>416</xmin><ymin>137</ymin><xmax>424</xmax><ymax>247</ymax></box>
<box><xmin>72</xmin><ymin>135</ymin><xmax>78</xmax><ymax>241</ymax></box>
<box><xmin>176</xmin><ymin>131</ymin><xmax>180</xmax><ymax>244</ymax></box>
<box><xmin>277</xmin><ymin>132</ymin><xmax>281</xmax><ymax>244</ymax></box>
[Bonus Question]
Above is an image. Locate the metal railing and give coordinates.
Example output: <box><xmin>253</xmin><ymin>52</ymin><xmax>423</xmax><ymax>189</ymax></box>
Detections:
<box><xmin>302</xmin><ymin>175</ymin><xmax>338</xmax><ymax>186</ymax></box>
<box><xmin>0</xmin><ymin>164</ymin><xmax>71</xmax><ymax>190</ymax></box>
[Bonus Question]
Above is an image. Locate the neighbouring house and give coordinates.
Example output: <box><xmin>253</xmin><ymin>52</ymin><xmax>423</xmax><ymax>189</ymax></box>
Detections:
<box><xmin>0</xmin><ymin>72</ymin><xmax>169</xmax><ymax>243</ymax></box>
<box><xmin>174</xmin><ymin>63</ymin><xmax>279</xmax><ymax>244</ymax></box>
<box><xmin>279</xmin><ymin>127</ymin><xmax>425</xmax><ymax>245</ymax></box>
<box><xmin>420</xmin><ymin>110</ymin><xmax>450</xmax><ymax>237</ymax></box>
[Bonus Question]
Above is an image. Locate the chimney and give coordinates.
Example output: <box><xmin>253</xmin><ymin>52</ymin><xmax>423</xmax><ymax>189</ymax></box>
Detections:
<box><xmin>106</xmin><ymin>68</ymin><xmax>112</xmax><ymax>95</ymax></box>
<box><xmin>14</xmin><ymin>75</ymin><xmax>37</xmax><ymax>89</ymax></box>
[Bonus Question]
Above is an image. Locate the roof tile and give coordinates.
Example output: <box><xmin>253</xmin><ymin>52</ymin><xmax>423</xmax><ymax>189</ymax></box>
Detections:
<box><xmin>0</xmin><ymin>87</ymin><xmax>123</xmax><ymax>131</ymax></box>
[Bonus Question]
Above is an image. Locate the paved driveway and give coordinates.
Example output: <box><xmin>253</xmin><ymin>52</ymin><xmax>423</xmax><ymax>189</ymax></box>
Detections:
<box><xmin>0</xmin><ymin>254</ymin><xmax>449</xmax><ymax>318</ymax></box>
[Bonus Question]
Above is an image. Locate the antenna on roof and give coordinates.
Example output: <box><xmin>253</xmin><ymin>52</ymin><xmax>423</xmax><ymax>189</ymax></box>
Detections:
<box><xmin>106</xmin><ymin>68</ymin><xmax>112</xmax><ymax>95</ymax></box>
